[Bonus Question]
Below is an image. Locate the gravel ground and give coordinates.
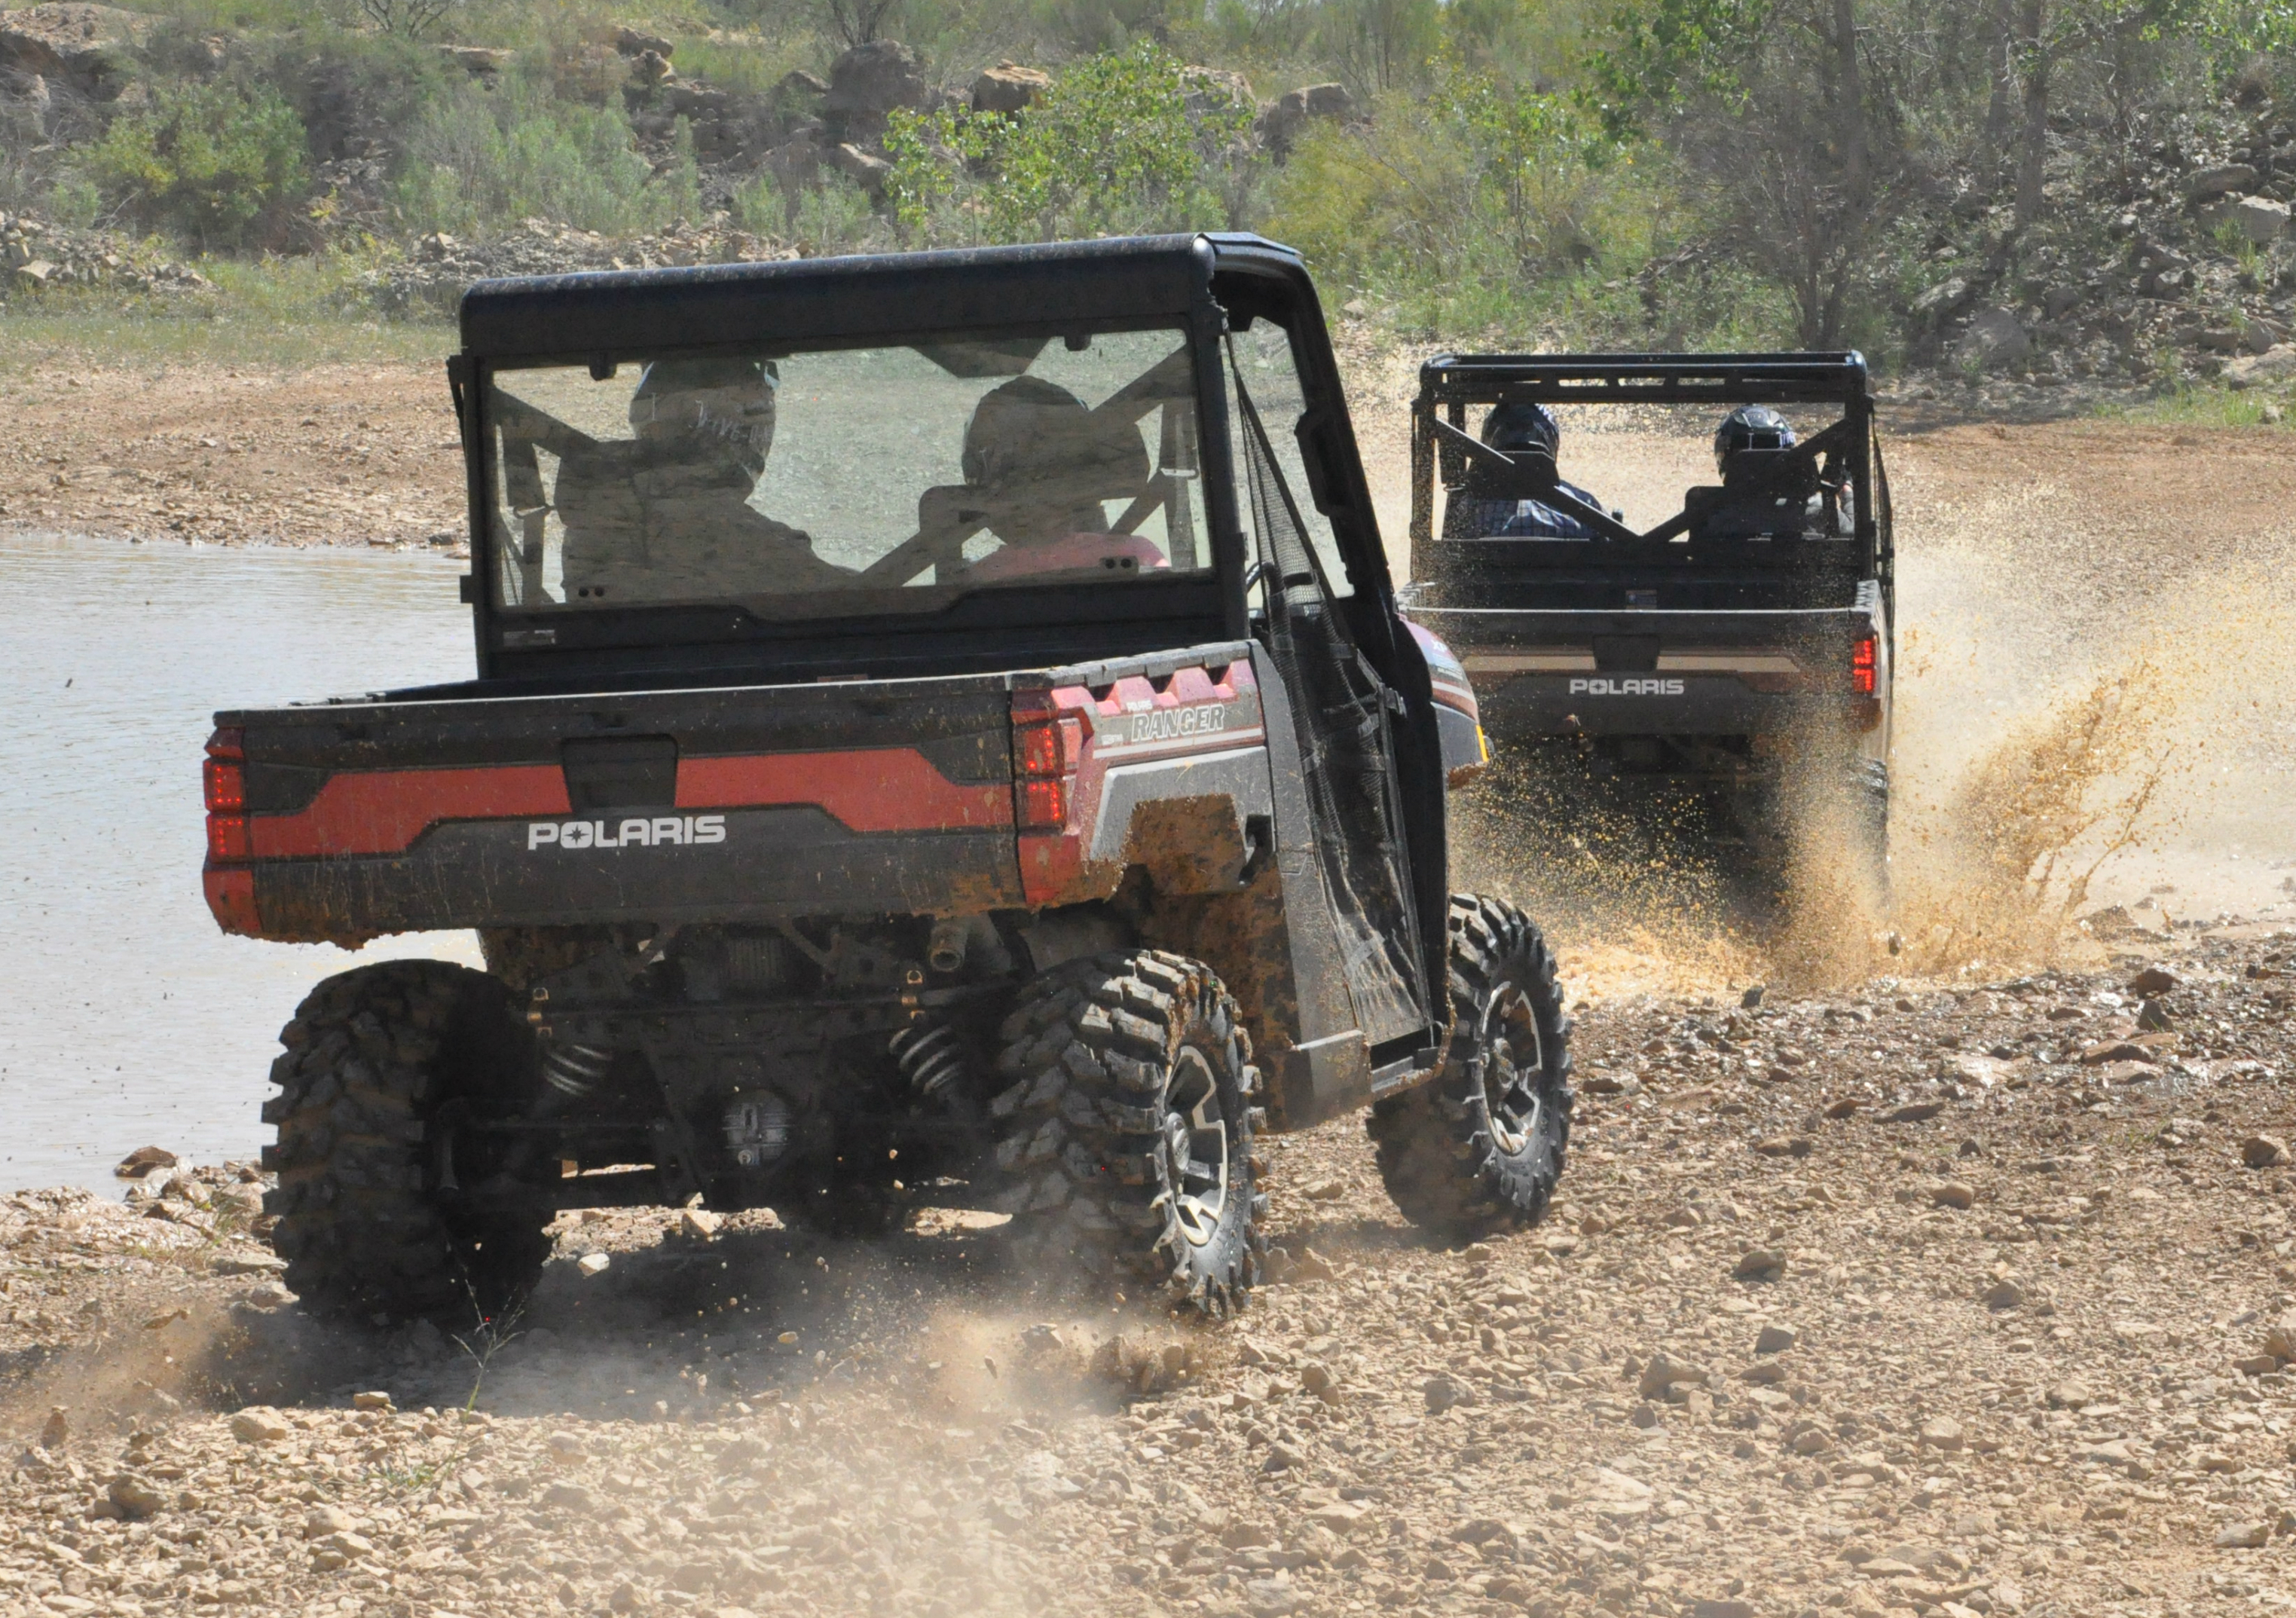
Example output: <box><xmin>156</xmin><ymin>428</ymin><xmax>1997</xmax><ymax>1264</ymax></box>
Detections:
<box><xmin>3</xmin><ymin>924</ymin><xmax>2294</xmax><ymax>1618</ymax></box>
<box><xmin>0</xmin><ymin>362</ymin><xmax>466</xmax><ymax>551</ymax></box>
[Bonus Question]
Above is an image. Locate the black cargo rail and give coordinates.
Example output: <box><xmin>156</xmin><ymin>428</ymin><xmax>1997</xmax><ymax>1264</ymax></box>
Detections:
<box><xmin>1417</xmin><ymin>351</ymin><xmax>1871</xmax><ymax>407</ymax></box>
<box><xmin>1407</xmin><ymin>350</ymin><xmax>1889</xmax><ymax>593</ymax></box>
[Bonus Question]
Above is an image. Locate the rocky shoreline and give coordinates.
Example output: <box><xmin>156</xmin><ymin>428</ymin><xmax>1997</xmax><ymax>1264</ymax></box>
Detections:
<box><xmin>5</xmin><ymin>922</ymin><xmax>2294</xmax><ymax>1618</ymax></box>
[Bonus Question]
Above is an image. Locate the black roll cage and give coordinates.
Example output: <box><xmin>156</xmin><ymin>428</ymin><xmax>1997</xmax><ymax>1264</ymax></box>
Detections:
<box><xmin>1407</xmin><ymin>352</ymin><xmax>1893</xmax><ymax>605</ymax></box>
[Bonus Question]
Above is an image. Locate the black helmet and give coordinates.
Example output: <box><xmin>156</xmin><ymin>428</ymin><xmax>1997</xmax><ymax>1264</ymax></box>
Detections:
<box><xmin>1714</xmin><ymin>405</ymin><xmax>1795</xmax><ymax>473</ymax></box>
<box><xmin>629</xmin><ymin>357</ymin><xmax>778</xmax><ymax>478</ymax></box>
<box><xmin>1482</xmin><ymin>401</ymin><xmax>1560</xmax><ymax>454</ymax></box>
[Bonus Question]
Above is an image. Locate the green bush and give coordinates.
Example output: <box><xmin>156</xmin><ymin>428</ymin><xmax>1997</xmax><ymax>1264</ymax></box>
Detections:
<box><xmin>885</xmin><ymin>39</ymin><xmax>1252</xmax><ymax>244</ymax></box>
<box><xmin>734</xmin><ymin>168</ymin><xmax>891</xmax><ymax>255</ymax></box>
<box><xmin>81</xmin><ymin>80</ymin><xmax>310</xmax><ymax>250</ymax></box>
<box><xmin>1264</xmin><ymin>70</ymin><xmax>1649</xmax><ymax>338</ymax></box>
<box><xmin>390</xmin><ymin>63</ymin><xmax>697</xmax><ymax>237</ymax></box>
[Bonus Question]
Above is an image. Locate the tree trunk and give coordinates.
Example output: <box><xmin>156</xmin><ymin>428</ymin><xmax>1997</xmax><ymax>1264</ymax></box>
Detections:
<box><xmin>2014</xmin><ymin>0</ymin><xmax>2049</xmax><ymax>231</ymax></box>
<box><xmin>1835</xmin><ymin>0</ymin><xmax>1866</xmax><ymax>208</ymax></box>
<box><xmin>1982</xmin><ymin>0</ymin><xmax>2015</xmax><ymax>176</ymax></box>
<box><xmin>1823</xmin><ymin>0</ymin><xmax>1866</xmax><ymax>348</ymax></box>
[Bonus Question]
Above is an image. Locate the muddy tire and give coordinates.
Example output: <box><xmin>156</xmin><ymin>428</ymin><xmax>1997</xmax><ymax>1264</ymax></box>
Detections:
<box><xmin>262</xmin><ymin>960</ymin><xmax>554</xmax><ymax>1323</ymax></box>
<box><xmin>988</xmin><ymin>951</ymin><xmax>1263</xmax><ymax>1316</ymax></box>
<box><xmin>1369</xmin><ymin>896</ymin><xmax>1572</xmax><ymax>1239</ymax></box>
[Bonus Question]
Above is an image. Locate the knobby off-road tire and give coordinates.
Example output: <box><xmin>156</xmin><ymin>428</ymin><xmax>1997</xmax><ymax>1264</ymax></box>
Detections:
<box><xmin>989</xmin><ymin>950</ymin><xmax>1264</xmax><ymax>1316</ymax></box>
<box><xmin>263</xmin><ymin>959</ymin><xmax>553</xmax><ymax>1323</ymax></box>
<box><xmin>1369</xmin><ymin>896</ymin><xmax>1573</xmax><ymax>1239</ymax></box>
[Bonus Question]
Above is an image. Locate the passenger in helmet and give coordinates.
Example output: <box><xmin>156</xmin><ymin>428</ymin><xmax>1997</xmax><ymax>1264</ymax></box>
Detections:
<box><xmin>1442</xmin><ymin>401</ymin><xmax>1613</xmax><ymax>541</ymax></box>
<box><xmin>557</xmin><ymin>357</ymin><xmax>847</xmax><ymax>598</ymax></box>
<box><xmin>1698</xmin><ymin>405</ymin><xmax>1843</xmax><ymax>539</ymax></box>
<box><xmin>1713</xmin><ymin>404</ymin><xmax>1796</xmax><ymax>476</ymax></box>
<box><xmin>957</xmin><ymin>375</ymin><xmax>1167</xmax><ymax>581</ymax></box>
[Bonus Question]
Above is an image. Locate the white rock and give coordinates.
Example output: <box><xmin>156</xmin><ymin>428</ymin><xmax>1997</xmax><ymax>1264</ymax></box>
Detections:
<box><xmin>304</xmin><ymin>1503</ymin><xmax>358</xmax><ymax>1539</ymax></box>
<box><xmin>228</xmin><ymin>1407</ymin><xmax>292</xmax><ymax>1444</ymax></box>
<box><xmin>1955</xmin><ymin>307</ymin><xmax>2032</xmax><ymax>371</ymax></box>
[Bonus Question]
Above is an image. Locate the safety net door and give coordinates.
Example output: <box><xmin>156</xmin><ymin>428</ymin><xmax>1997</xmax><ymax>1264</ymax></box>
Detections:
<box><xmin>1226</xmin><ymin>331</ymin><xmax>1426</xmax><ymax>1048</ymax></box>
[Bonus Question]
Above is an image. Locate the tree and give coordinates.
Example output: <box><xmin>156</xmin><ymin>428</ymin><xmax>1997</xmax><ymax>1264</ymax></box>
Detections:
<box><xmin>1598</xmin><ymin>0</ymin><xmax>1907</xmax><ymax>347</ymax></box>
<box><xmin>813</xmin><ymin>0</ymin><xmax>904</xmax><ymax>48</ymax></box>
<box><xmin>353</xmin><ymin>0</ymin><xmax>462</xmax><ymax>39</ymax></box>
<box><xmin>1320</xmin><ymin>0</ymin><xmax>1441</xmax><ymax>93</ymax></box>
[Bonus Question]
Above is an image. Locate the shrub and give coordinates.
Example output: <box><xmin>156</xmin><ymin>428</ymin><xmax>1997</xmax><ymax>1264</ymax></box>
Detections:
<box><xmin>81</xmin><ymin>81</ymin><xmax>310</xmax><ymax>250</ymax></box>
<box><xmin>884</xmin><ymin>39</ymin><xmax>1252</xmax><ymax>244</ymax></box>
<box><xmin>1264</xmin><ymin>71</ymin><xmax>1637</xmax><ymax>333</ymax></box>
<box><xmin>390</xmin><ymin>63</ymin><xmax>695</xmax><ymax>237</ymax></box>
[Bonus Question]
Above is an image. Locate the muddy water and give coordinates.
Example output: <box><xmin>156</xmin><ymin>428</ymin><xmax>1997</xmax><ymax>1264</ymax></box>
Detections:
<box><xmin>0</xmin><ymin>534</ymin><xmax>482</xmax><ymax>1194</ymax></box>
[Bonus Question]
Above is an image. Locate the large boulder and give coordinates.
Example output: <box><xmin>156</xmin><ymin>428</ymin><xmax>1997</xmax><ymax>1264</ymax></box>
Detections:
<box><xmin>437</xmin><ymin>44</ymin><xmax>509</xmax><ymax>78</ymax></box>
<box><xmin>1954</xmin><ymin>306</ymin><xmax>2031</xmax><ymax>371</ymax></box>
<box><xmin>1258</xmin><ymin>81</ymin><xmax>1353</xmax><ymax>157</ymax></box>
<box><xmin>0</xmin><ymin>4</ymin><xmax>150</xmax><ymax>100</ymax></box>
<box><xmin>2187</xmin><ymin>164</ymin><xmax>2259</xmax><ymax>203</ymax></box>
<box><xmin>971</xmin><ymin>60</ymin><xmax>1047</xmax><ymax>115</ymax></box>
<box><xmin>1911</xmin><ymin>276</ymin><xmax>1973</xmax><ymax>323</ymax></box>
<box><xmin>612</xmin><ymin>25</ymin><xmax>674</xmax><ymax>60</ymax></box>
<box><xmin>822</xmin><ymin>40</ymin><xmax>934</xmax><ymax>142</ymax></box>
<box><xmin>827</xmin><ymin>140</ymin><xmax>892</xmax><ymax>194</ymax></box>
<box><xmin>2203</xmin><ymin>193</ymin><xmax>2291</xmax><ymax>243</ymax></box>
<box><xmin>2222</xmin><ymin>343</ymin><xmax>2296</xmax><ymax>389</ymax></box>
<box><xmin>1181</xmin><ymin>65</ymin><xmax>1253</xmax><ymax>122</ymax></box>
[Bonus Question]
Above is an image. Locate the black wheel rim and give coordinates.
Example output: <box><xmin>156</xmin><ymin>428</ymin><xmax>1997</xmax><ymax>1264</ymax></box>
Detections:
<box><xmin>1162</xmin><ymin>1046</ymin><xmax>1230</xmax><ymax>1248</ymax></box>
<box><xmin>1480</xmin><ymin>983</ymin><xmax>1544</xmax><ymax>1155</ymax></box>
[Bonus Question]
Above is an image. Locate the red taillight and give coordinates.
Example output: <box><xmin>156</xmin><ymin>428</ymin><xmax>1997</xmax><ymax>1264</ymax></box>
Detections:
<box><xmin>207</xmin><ymin>813</ymin><xmax>250</xmax><ymax>861</ymax></box>
<box><xmin>1017</xmin><ymin>719</ymin><xmax>1064</xmax><ymax>781</ymax></box>
<box><xmin>1012</xmin><ymin>695</ymin><xmax>1081</xmax><ymax>833</ymax></box>
<box><xmin>203</xmin><ymin>757</ymin><xmax>245</xmax><ymax>813</ymax></box>
<box><xmin>1020</xmin><ymin>778</ymin><xmax>1065</xmax><ymax>829</ymax></box>
<box><xmin>1851</xmin><ymin>635</ymin><xmax>1876</xmax><ymax>696</ymax></box>
<box><xmin>204</xmin><ymin>726</ymin><xmax>250</xmax><ymax>861</ymax></box>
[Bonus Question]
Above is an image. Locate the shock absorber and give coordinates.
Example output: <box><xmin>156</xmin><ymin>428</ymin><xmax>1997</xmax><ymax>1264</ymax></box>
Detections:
<box><xmin>539</xmin><ymin>1038</ymin><xmax>616</xmax><ymax>1100</ymax></box>
<box><xmin>888</xmin><ymin>1021</ymin><xmax>969</xmax><ymax>1107</ymax></box>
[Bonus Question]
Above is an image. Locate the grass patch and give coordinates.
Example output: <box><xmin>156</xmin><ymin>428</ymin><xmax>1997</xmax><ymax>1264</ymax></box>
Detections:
<box><xmin>0</xmin><ymin>250</ymin><xmax>451</xmax><ymax>372</ymax></box>
<box><xmin>2098</xmin><ymin>382</ymin><xmax>2296</xmax><ymax>430</ymax></box>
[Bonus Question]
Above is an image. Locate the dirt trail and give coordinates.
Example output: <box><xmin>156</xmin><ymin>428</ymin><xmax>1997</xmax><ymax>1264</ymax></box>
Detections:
<box><xmin>5</xmin><ymin>356</ymin><xmax>2296</xmax><ymax>1618</ymax></box>
<box><xmin>0</xmin><ymin>360</ymin><xmax>465</xmax><ymax>550</ymax></box>
<box><xmin>5</xmin><ymin>935</ymin><xmax>2296</xmax><ymax>1618</ymax></box>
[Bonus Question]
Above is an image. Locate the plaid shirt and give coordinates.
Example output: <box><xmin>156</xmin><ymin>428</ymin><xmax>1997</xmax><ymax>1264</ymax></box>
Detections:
<box><xmin>1443</xmin><ymin>479</ymin><xmax>1607</xmax><ymax>540</ymax></box>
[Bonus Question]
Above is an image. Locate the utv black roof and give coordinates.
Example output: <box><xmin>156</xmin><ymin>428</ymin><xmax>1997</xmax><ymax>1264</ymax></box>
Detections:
<box><xmin>457</xmin><ymin>233</ymin><xmax>1311</xmax><ymax>361</ymax></box>
<box><xmin>1420</xmin><ymin>352</ymin><xmax>1872</xmax><ymax>408</ymax></box>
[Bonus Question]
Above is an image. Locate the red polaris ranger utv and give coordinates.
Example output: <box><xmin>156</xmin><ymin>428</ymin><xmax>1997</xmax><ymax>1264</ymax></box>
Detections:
<box><xmin>201</xmin><ymin>234</ymin><xmax>1573</xmax><ymax>1321</ymax></box>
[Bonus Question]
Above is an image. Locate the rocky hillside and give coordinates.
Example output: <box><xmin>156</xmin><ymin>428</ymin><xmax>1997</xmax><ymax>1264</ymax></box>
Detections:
<box><xmin>1896</xmin><ymin>109</ymin><xmax>2296</xmax><ymax>403</ymax></box>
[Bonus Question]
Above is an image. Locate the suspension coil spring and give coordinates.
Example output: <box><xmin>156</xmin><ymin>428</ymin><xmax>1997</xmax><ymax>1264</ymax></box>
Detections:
<box><xmin>888</xmin><ymin>1022</ymin><xmax>968</xmax><ymax>1104</ymax></box>
<box><xmin>540</xmin><ymin>1040</ymin><xmax>616</xmax><ymax>1100</ymax></box>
